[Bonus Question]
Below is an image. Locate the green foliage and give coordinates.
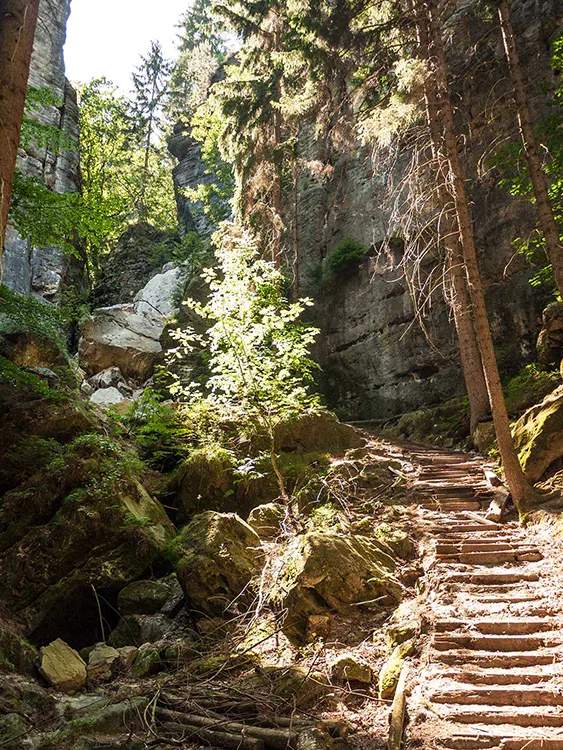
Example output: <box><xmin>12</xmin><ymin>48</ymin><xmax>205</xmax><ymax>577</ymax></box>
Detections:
<box><xmin>503</xmin><ymin>363</ymin><xmax>560</xmax><ymax>415</ymax></box>
<box><xmin>326</xmin><ymin>238</ymin><xmax>368</xmax><ymax>274</ymax></box>
<box><xmin>0</xmin><ymin>356</ymin><xmax>58</xmax><ymax>398</ymax></box>
<box><xmin>166</xmin><ymin>224</ymin><xmax>322</xmax><ymax>497</ymax></box>
<box><xmin>0</xmin><ymin>285</ymin><xmax>66</xmax><ymax>348</ymax></box>
<box><xmin>490</xmin><ymin>32</ymin><xmax>563</xmax><ymax>295</ymax></box>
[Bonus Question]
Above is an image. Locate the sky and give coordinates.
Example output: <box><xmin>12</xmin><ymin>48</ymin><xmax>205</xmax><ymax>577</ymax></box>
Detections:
<box><xmin>65</xmin><ymin>0</ymin><xmax>189</xmax><ymax>93</ymax></box>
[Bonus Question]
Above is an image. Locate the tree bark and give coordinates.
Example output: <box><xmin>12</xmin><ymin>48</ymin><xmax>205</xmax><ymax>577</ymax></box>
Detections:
<box><xmin>420</xmin><ymin>0</ymin><xmax>537</xmax><ymax>511</ymax></box>
<box><xmin>0</xmin><ymin>0</ymin><xmax>40</xmax><ymax>278</ymax></box>
<box><xmin>497</xmin><ymin>0</ymin><xmax>563</xmax><ymax>296</ymax></box>
<box><xmin>414</xmin><ymin>7</ymin><xmax>490</xmax><ymax>434</ymax></box>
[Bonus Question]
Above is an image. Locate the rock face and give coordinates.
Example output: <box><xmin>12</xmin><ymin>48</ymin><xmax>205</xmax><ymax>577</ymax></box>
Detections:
<box><xmin>3</xmin><ymin>0</ymin><xmax>83</xmax><ymax>301</ymax></box>
<box><xmin>39</xmin><ymin>639</ymin><xmax>87</xmax><ymax>693</ymax></box>
<box><xmin>176</xmin><ymin>512</ymin><xmax>262</xmax><ymax>617</ymax></box>
<box><xmin>271</xmin><ymin>531</ymin><xmax>403</xmax><ymax>644</ymax></box>
<box><xmin>80</xmin><ymin>264</ymin><xmax>185</xmax><ymax>381</ymax></box>
<box><xmin>512</xmin><ymin>386</ymin><xmax>563</xmax><ymax>481</ymax></box>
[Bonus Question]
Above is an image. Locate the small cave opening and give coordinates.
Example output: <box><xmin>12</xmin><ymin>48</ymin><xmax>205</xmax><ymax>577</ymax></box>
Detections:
<box><xmin>30</xmin><ymin>586</ymin><xmax>121</xmax><ymax>651</ymax></box>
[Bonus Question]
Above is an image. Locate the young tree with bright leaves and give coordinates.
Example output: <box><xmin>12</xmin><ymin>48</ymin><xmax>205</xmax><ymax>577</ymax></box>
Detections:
<box><xmin>496</xmin><ymin>0</ymin><xmax>563</xmax><ymax>297</ymax></box>
<box><xmin>416</xmin><ymin>0</ymin><xmax>536</xmax><ymax>510</ymax></box>
<box><xmin>167</xmin><ymin>223</ymin><xmax>321</xmax><ymax>505</ymax></box>
<box><xmin>131</xmin><ymin>41</ymin><xmax>172</xmax><ymax>218</ymax></box>
<box><xmin>0</xmin><ymin>0</ymin><xmax>40</xmax><ymax>277</ymax></box>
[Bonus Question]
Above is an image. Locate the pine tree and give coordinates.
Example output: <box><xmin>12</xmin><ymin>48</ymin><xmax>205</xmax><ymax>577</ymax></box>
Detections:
<box><xmin>131</xmin><ymin>41</ymin><xmax>172</xmax><ymax>218</ymax></box>
<box><xmin>0</xmin><ymin>0</ymin><xmax>40</xmax><ymax>277</ymax></box>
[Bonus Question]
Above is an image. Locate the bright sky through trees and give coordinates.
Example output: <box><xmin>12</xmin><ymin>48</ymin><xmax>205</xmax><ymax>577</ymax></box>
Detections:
<box><xmin>65</xmin><ymin>0</ymin><xmax>188</xmax><ymax>92</ymax></box>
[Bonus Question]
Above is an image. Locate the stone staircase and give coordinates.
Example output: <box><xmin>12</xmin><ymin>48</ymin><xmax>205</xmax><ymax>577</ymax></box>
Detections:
<box><xmin>406</xmin><ymin>446</ymin><xmax>563</xmax><ymax>750</ymax></box>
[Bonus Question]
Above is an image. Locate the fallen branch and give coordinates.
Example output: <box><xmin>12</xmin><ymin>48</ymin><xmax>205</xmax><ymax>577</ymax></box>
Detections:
<box><xmin>161</xmin><ymin>722</ymin><xmax>265</xmax><ymax>750</ymax></box>
<box><xmin>388</xmin><ymin>663</ymin><xmax>409</xmax><ymax>750</ymax></box>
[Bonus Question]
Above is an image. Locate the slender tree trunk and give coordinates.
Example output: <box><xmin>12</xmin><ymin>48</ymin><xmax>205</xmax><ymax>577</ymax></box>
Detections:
<box><xmin>415</xmin><ymin>7</ymin><xmax>490</xmax><ymax>434</ymax></box>
<box><xmin>420</xmin><ymin>0</ymin><xmax>537</xmax><ymax>510</ymax></box>
<box><xmin>497</xmin><ymin>0</ymin><xmax>563</xmax><ymax>295</ymax></box>
<box><xmin>0</xmin><ymin>0</ymin><xmax>40</xmax><ymax>279</ymax></box>
<box><xmin>271</xmin><ymin>23</ymin><xmax>283</xmax><ymax>268</ymax></box>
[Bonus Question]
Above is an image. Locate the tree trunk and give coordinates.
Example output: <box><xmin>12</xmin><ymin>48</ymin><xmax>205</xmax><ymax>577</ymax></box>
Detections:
<box><xmin>0</xmin><ymin>0</ymin><xmax>40</xmax><ymax>278</ymax></box>
<box><xmin>414</xmin><ymin>6</ymin><xmax>490</xmax><ymax>434</ymax></box>
<box><xmin>420</xmin><ymin>0</ymin><xmax>537</xmax><ymax>511</ymax></box>
<box><xmin>497</xmin><ymin>0</ymin><xmax>563</xmax><ymax>296</ymax></box>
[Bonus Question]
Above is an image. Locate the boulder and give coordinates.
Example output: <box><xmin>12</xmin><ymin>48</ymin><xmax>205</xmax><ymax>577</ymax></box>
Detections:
<box><xmin>79</xmin><ymin>304</ymin><xmax>164</xmax><ymax>381</ymax></box>
<box><xmin>0</xmin><ymin>435</ymin><xmax>175</xmax><ymax>642</ymax></box>
<box><xmin>170</xmin><ymin>447</ymin><xmax>236</xmax><ymax>520</ymax></box>
<box><xmin>537</xmin><ymin>302</ymin><xmax>563</xmax><ymax>365</ymax></box>
<box><xmin>0</xmin><ymin>330</ymin><xmax>68</xmax><ymax>371</ymax></box>
<box><xmin>270</xmin><ymin>531</ymin><xmax>403</xmax><ymax>644</ymax></box>
<box><xmin>242</xmin><ymin>665</ymin><xmax>330</xmax><ymax>709</ymax></box>
<box><xmin>330</xmin><ymin>654</ymin><xmax>372</xmax><ymax>683</ymax></box>
<box><xmin>89</xmin><ymin>386</ymin><xmax>129</xmax><ymax>410</ymax></box>
<box><xmin>0</xmin><ymin>713</ymin><xmax>29</xmax><ymax>746</ymax></box>
<box><xmin>274</xmin><ymin>412</ymin><xmax>363</xmax><ymax>453</ymax></box>
<box><xmin>247</xmin><ymin>503</ymin><xmax>285</xmax><ymax>539</ymax></box>
<box><xmin>39</xmin><ymin>639</ymin><xmax>87</xmax><ymax>693</ymax></box>
<box><xmin>176</xmin><ymin>512</ymin><xmax>262</xmax><ymax>617</ymax></box>
<box><xmin>134</xmin><ymin>265</ymin><xmax>185</xmax><ymax>320</ymax></box>
<box><xmin>473</xmin><ymin>420</ymin><xmax>496</xmax><ymax>454</ymax></box>
<box><xmin>0</xmin><ymin>624</ymin><xmax>38</xmax><ymax>675</ymax></box>
<box><xmin>118</xmin><ymin>646</ymin><xmax>139</xmax><ymax>670</ymax></box>
<box><xmin>108</xmin><ymin>613</ymin><xmax>174</xmax><ymax>648</ymax></box>
<box><xmin>87</xmin><ymin>643</ymin><xmax>120</xmax><ymax>682</ymax></box>
<box><xmin>131</xmin><ymin>643</ymin><xmax>163</xmax><ymax>677</ymax></box>
<box><xmin>373</xmin><ymin>524</ymin><xmax>414</xmax><ymax>560</ymax></box>
<box><xmin>117</xmin><ymin>580</ymin><xmax>170</xmax><ymax>616</ymax></box>
<box><xmin>378</xmin><ymin>639</ymin><xmax>415</xmax><ymax>699</ymax></box>
<box><xmin>87</xmin><ymin>366</ymin><xmax>128</xmax><ymax>391</ymax></box>
<box><xmin>512</xmin><ymin>386</ymin><xmax>563</xmax><ymax>482</ymax></box>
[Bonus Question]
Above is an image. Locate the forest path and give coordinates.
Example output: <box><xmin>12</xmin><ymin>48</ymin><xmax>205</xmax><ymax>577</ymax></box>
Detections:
<box><xmin>402</xmin><ymin>444</ymin><xmax>563</xmax><ymax>750</ymax></box>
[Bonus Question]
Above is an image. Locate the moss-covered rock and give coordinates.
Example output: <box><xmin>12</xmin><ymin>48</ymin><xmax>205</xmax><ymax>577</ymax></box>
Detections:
<box><xmin>242</xmin><ymin>665</ymin><xmax>330</xmax><ymax>709</ymax></box>
<box><xmin>512</xmin><ymin>386</ymin><xmax>563</xmax><ymax>482</ymax></box>
<box><xmin>0</xmin><ymin>624</ymin><xmax>37</xmax><ymax>675</ymax></box>
<box><xmin>0</xmin><ymin>435</ymin><xmax>175</xmax><ymax>643</ymax></box>
<box><xmin>176</xmin><ymin>511</ymin><xmax>262</xmax><ymax>617</ymax></box>
<box><xmin>330</xmin><ymin>654</ymin><xmax>372</xmax><ymax>683</ymax></box>
<box><xmin>168</xmin><ymin>446</ymin><xmax>236</xmax><ymax>520</ymax></box>
<box><xmin>117</xmin><ymin>580</ymin><xmax>170</xmax><ymax>616</ymax></box>
<box><xmin>131</xmin><ymin>644</ymin><xmax>162</xmax><ymax>677</ymax></box>
<box><xmin>373</xmin><ymin>524</ymin><xmax>414</xmax><ymax>560</ymax></box>
<box><xmin>108</xmin><ymin>613</ymin><xmax>174</xmax><ymax>648</ymax></box>
<box><xmin>270</xmin><ymin>531</ymin><xmax>404</xmax><ymax>645</ymax></box>
<box><xmin>274</xmin><ymin>412</ymin><xmax>363</xmax><ymax>453</ymax></box>
<box><xmin>0</xmin><ymin>713</ymin><xmax>29</xmax><ymax>747</ymax></box>
<box><xmin>247</xmin><ymin>503</ymin><xmax>285</xmax><ymax>539</ymax></box>
<box><xmin>378</xmin><ymin>639</ymin><xmax>415</xmax><ymax>699</ymax></box>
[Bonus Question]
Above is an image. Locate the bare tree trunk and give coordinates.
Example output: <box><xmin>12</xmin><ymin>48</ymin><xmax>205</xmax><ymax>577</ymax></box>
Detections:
<box><xmin>497</xmin><ymin>0</ymin><xmax>563</xmax><ymax>295</ymax></box>
<box><xmin>415</xmin><ymin>7</ymin><xmax>490</xmax><ymax>434</ymax></box>
<box><xmin>420</xmin><ymin>0</ymin><xmax>537</xmax><ymax>511</ymax></box>
<box><xmin>0</xmin><ymin>0</ymin><xmax>40</xmax><ymax>280</ymax></box>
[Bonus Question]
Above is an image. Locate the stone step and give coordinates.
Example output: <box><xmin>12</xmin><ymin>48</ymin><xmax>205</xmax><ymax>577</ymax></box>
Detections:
<box><xmin>438</xmin><ymin>735</ymin><xmax>563</xmax><ymax>750</ymax></box>
<box><xmin>434</xmin><ymin>668</ymin><xmax>556</xmax><ymax>685</ymax></box>
<box><xmin>445</xmin><ymin>571</ymin><xmax>540</xmax><ymax>585</ymax></box>
<box><xmin>430</xmin><ymin>685</ymin><xmax>563</xmax><ymax>706</ymax></box>
<box><xmin>436</xmin><ymin>550</ymin><xmax>544</xmax><ymax>564</ymax></box>
<box><xmin>435</xmin><ymin>619</ymin><xmax>556</xmax><ymax>635</ymax></box>
<box><xmin>434</xmin><ymin>650</ymin><xmax>559</xmax><ymax>667</ymax></box>
<box><xmin>433</xmin><ymin>634</ymin><xmax>555</xmax><ymax>652</ymax></box>
<box><xmin>436</xmin><ymin>706</ymin><xmax>563</xmax><ymax>727</ymax></box>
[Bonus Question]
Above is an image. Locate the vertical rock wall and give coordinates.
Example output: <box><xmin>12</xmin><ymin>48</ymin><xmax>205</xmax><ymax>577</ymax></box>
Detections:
<box><xmin>2</xmin><ymin>0</ymin><xmax>82</xmax><ymax>301</ymax></box>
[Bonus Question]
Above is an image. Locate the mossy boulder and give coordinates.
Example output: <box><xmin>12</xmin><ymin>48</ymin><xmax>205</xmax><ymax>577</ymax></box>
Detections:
<box><xmin>168</xmin><ymin>447</ymin><xmax>236</xmax><ymax>521</ymax></box>
<box><xmin>512</xmin><ymin>386</ymin><xmax>563</xmax><ymax>482</ymax></box>
<box><xmin>108</xmin><ymin>613</ymin><xmax>174</xmax><ymax>648</ymax></box>
<box><xmin>378</xmin><ymin>639</ymin><xmax>415</xmax><ymax>699</ymax></box>
<box><xmin>117</xmin><ymin>580</ymin><xmax>170</xmax><ymax>616</ymax></box>
<box><xmin>176</xmin><ymin>511</ymin><xmax>262</xmax><ymax>617</ymax></box>
<box><xmin>274</xmin><ymin>412</ymin><xmax>363</xmax><ymax>453</ymax></box>
<box><xmin>0</xmin><ymin>436</ymin><xmax>175</xmax><ymax>643</ymax></box>
<box><xmin>0</xmin><ymin>624</ymin><xmax>37</xmax><ymax>675</ymax></box>
<box><xmin>373</xmin><ymin>523</ymin><xmax>414</xmax><ymax>560</ymax></box>
<box><xmin>330</xmin><ymin>654</ymin><xmax>372</xmax><ymax>683</ymax></box>
<box><xmin>247</xmin><ymin>503</ymin><xmax>285</xmax><ymax>539</ymax></box>
<box><xmin>242</xmin><ymin>665</ymin><xmax>330</xmax><ymax>709</ymax></box>
<box><xmin>131</xmin><ymin>644</ymin><xmax>162</xmax><ymax>677</ymax></box>
<box><xmin>270</xmin><ymin>531</ymin><xmax>404</xmax><ymax>645</ymax></box>
<box><xmin>0</xmin><ymin>713</ymin><xmax>29</xmax><ymax>746</ymax></box>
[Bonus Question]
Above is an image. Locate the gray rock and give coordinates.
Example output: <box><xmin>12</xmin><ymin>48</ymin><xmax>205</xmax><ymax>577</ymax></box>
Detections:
<box><xmin>108</xmin><ymin>613</ymin><xmax>174</xmax><ymax>648</ymax></box>
<box><xmin>134</xmin><ymin>265</ymin><xmax>185</xmax><ymax>320</ymax></box>
<box><xmin>89</xmin><ymin>387</ymin><xmax>126</xmax><ymax>408</ymax></box>
<box><xmin>247</xmin><ymin>503</ymin><xmax>285</xmax><ymax>539</ymax></box>
<box><xmin>117</xmin><ymin>580</ymin><xmax>170</xmax><ymax>616</ymax></box>
<box><xmin>87</xmin><ymin>643</ymin><xmax>120</xmax><ymax>682</ymax></box>
<box><xmin>87</xmin><ymin>367</ymin><xmax>126</xmax><ymax>390</ymax></box>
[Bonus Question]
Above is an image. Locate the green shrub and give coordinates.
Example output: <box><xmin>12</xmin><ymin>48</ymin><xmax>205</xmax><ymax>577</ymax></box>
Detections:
<box><xmin>326</xmin><ymin>238</ymin><xmax>368</xmax><ymax>274</ymax></box>
<box><xmin>0</xmin><ymin>284</ymin><xmax>66</xmax><ymax>349</ymax></box>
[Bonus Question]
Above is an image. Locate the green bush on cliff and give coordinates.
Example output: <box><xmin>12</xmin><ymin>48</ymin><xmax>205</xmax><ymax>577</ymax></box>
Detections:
<box><xmin>326</xmin><ymin>238</ymin><xmax>368</xmax><ymax>274</ymax></box>
<box><xmin>0</xmin><ymin>285</ymin><xmax>66</xmax><ymax>349</ymax></box>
